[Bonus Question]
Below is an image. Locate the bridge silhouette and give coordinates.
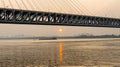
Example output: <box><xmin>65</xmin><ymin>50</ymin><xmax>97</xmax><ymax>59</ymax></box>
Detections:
<box><xmin>0</xmin><ymin>0</ymin><xmax>120</xmax><ymax>28</ymax></box>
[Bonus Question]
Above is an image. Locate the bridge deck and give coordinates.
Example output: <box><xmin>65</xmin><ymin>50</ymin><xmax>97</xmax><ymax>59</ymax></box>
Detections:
<box><xmin>0</xmin><ymin>8</ymin><xmax>120</xmax><ymax>28</ymax></box>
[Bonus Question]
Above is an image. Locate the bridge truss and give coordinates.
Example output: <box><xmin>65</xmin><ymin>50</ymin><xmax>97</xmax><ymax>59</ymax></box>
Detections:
<box><xmin>0</xmin><ymin>8</ymin><xmax>120</xmax><ymax>28</ymax></box>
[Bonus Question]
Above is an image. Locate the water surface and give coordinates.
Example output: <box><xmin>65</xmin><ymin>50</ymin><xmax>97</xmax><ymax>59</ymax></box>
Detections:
<box><xmin>0</xmin><ymin>38</ymin><xmax>120</xmax><ymax>67</ymax></box>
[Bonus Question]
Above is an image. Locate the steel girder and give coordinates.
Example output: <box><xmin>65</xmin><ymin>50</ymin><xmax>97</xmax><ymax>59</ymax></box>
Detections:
<box><xmin>0</xmin><ymin>8</ymin><xmax>120</xmax><ymax>28</ymax></box>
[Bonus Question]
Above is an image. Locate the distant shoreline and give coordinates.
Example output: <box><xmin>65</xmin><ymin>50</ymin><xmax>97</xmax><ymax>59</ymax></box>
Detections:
<box><xmin>0</xmin><ymin>34</ymin><xmax>120</xmax><ymax>40</ymax></box>
<box><xmin>0</xmin><ymin>37</ymin><xmax>120</xmax><ymax>40</ymax></box>
<box><xmin>0</xmin><ymin>38</ymin><xmax>119</xmax><ymax>43</ymax></box>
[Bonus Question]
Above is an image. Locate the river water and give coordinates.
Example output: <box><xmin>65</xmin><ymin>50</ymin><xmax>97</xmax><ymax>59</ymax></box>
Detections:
<box><xmin>0</xmin><ymin>38</ymin><xmax>120</xmax><ymax>67</ymax></box>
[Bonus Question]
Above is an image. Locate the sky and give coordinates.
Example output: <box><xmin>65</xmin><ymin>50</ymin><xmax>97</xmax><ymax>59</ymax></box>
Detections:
<box><xmin>0</xmin><ymin>0</ymin><xmax>120</xmax><ymax>37</ymax></box>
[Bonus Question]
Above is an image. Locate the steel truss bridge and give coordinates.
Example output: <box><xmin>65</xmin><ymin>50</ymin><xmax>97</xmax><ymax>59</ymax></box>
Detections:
<box><xmin>0</xmin><ymin>8</ymin><xmax>120</xmax><ymax>28</ymax></box>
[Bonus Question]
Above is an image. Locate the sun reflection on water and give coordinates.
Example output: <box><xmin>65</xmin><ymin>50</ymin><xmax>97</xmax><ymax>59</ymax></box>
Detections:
<box><xmin>59</xmin><ymin>42</ymin><xmax>63</xmax><ymax>65</ymax></box>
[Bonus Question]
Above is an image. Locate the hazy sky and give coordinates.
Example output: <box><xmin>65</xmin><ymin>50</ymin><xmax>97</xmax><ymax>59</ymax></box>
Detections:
<box><xmin>0</xmin><ymin>0</ymin><xmax>120</xmax><ymax>36</ymax></box>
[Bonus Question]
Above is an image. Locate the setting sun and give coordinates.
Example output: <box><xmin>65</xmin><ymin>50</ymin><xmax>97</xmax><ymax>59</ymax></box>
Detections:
<box><xmin>58</xmin><ymin>28</ymin><xmax>63</xmax><ymax>32</ymax></box>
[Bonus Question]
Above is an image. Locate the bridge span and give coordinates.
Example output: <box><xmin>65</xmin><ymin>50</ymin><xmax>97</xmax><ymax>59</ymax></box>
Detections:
<box><xmin>0</xmin><ymin>8</ymin><xmax>120</xmax><ymax>28</ymax></box>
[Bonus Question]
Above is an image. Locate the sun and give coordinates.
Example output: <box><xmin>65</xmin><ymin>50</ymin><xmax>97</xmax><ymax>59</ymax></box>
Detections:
<box><xmin>58</xmin><ymin>28</ymin><xmax>63</xmax><ymax>32</ymax></box>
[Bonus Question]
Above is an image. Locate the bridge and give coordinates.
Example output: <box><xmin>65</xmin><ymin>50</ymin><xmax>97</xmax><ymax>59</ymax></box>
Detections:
<box><xmin>0</xmin><ymin>1</ymin><xmax>120</xmax><ymax>28</ymax></box>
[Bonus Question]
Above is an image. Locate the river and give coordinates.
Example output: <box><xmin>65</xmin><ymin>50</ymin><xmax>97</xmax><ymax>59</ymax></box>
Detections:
<box><xmin>0</xmin><ymin>38</ymin><xmax>120</xmax><ymax>67</ymax></box>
